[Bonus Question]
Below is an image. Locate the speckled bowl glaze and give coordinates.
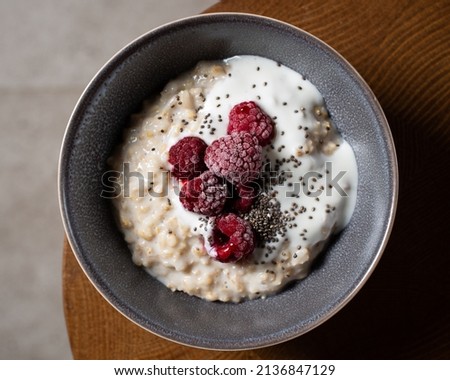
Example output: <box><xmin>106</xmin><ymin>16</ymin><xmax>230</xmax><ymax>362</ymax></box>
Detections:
<box><xmin>59</xmin><ymin>13</ymin><xmax>398</xmax><ymax>350</ymax></box>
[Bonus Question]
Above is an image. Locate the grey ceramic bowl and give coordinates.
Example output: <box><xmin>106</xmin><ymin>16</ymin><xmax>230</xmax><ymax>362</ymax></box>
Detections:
<box><xmin>59</xmin><ymin>13</ymin><xmax>398</xmax><ymax>350</ymax></box>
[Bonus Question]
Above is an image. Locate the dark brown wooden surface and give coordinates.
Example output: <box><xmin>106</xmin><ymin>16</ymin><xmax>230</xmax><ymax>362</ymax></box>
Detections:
<box><xmin>63</xmin><ymin>0</ymin><xmax>450</xmax><ymax>359</ymax></box>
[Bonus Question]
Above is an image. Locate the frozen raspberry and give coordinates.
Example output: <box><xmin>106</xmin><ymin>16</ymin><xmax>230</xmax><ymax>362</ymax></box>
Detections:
<box><xmin>168</xmin><ymin>136</ymin><xmax>208</xmax><ymax>180</ymax></box>
<box><xmin>209</xmin><ymin>213</ymin><xmax>255</xmax><ymax>262</ymax></box>
<box><xmin>227</xmin><ymin>101</ymin><xmax>275</xmax><ymax>146</ymax></box>
<box><xmin>204</xmin><ymin>132</ymin><xmax>262</xmax><ymax>185</ymax></box>
<box><xmin>231</xmin><ymin>183</ymin><xmax>258</xmax><ymax>213</ymax></box>
<box><xmin>179</xmin><ymin>171</ymin><xmax>227</xmax><ymax>216</ymax></box>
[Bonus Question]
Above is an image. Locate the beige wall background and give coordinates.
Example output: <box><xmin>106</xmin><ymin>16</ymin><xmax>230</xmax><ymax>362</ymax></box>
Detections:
<box><xmin>0</xmin><ymin>0</ymin><xmax>216</xmax><ymax>359</ymax></box>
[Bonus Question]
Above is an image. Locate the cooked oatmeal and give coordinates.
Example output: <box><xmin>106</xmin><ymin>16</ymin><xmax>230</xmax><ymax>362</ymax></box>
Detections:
<box><xmin>109</xmin><ymin>55</ymin><xmax>358</xmax><ymax>302</ymax></box>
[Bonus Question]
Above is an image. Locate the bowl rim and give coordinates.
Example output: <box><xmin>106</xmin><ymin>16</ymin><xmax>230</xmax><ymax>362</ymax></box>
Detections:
<box><xmin>58</xmin><ymin>12</ymin><xmax>399</xmax><ymax>350</ymax></box>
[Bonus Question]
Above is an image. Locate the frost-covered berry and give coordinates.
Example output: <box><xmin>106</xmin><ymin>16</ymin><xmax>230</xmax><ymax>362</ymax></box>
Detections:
<box><xmin>168</xmin><ymin>136</ymin><xmax>208</xmax><ymax>180</ymax></box>
<box><xmin>179</xmin><ymin>171</ymin><xmax>227</xmax><ymax>216</ymax></box>
<box><xmin>204</xmin><ymin>132</ymin><xmax>262</xmax><ymax>186</ymax></box>
<box><xmin>209</xmin><ymin>213</ymin><xmax>255</xmax><ymax>262</ymax></box>
<box><xmin>227</xmin><ymin>101</ymin><xmax>275</xmax><ymax>146</ymax></box>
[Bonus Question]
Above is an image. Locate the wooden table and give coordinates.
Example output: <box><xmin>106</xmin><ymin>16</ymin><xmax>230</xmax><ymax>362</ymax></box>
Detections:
<box><xmin>63</xmin><ymin>0</ymin><xmax>450</xmax><ymax>359</ymax></box>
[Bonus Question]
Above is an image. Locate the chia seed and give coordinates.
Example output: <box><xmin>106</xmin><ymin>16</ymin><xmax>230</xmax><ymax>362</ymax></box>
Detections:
<box><xmin>243</xmin><ymin>194</ymin><xmax>287</xmax><ymax>247</ymax></box>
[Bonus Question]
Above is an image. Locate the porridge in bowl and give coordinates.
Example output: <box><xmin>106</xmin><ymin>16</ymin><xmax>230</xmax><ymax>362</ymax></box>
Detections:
<box><xmin>108</xmin><ymin>55</ymin><xmax>358</xmax><ymax>302</ymax></box>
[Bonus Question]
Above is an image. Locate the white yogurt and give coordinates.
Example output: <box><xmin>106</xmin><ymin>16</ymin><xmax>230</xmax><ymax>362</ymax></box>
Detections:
<box><xmin>110</xmin><ymin>55</ymin><xmax>358</xmax><ymax>302</ymax></box>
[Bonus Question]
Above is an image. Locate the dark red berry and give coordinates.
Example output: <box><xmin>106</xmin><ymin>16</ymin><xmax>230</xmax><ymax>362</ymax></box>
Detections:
<box><xmin>209</xmin><ymin>213</ymin><xmax>255</xmax><ymax>262</ymax></box>
<box><xmin>179</xmin><ymin>171</ymin><xmax>227</xmax><ymax>216</ymax></box>
<box><xmin>204</xmin><ymin>132</ymin><xmax>262</xmax><ymax>185</ymax></box>
<box><xmin>168</xmin><ymin>136</ymin><xmax>208</xmax><ymax>180</ymax></box>
<box><xmin>231</xmin><ymin>183</ymin><xmax>258</xmax><ymax>213</ymax></box>
<box><xmin>227</xmin><ymin>101</ymin><xmax>275</xmax><ymax>146</ymax></box>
